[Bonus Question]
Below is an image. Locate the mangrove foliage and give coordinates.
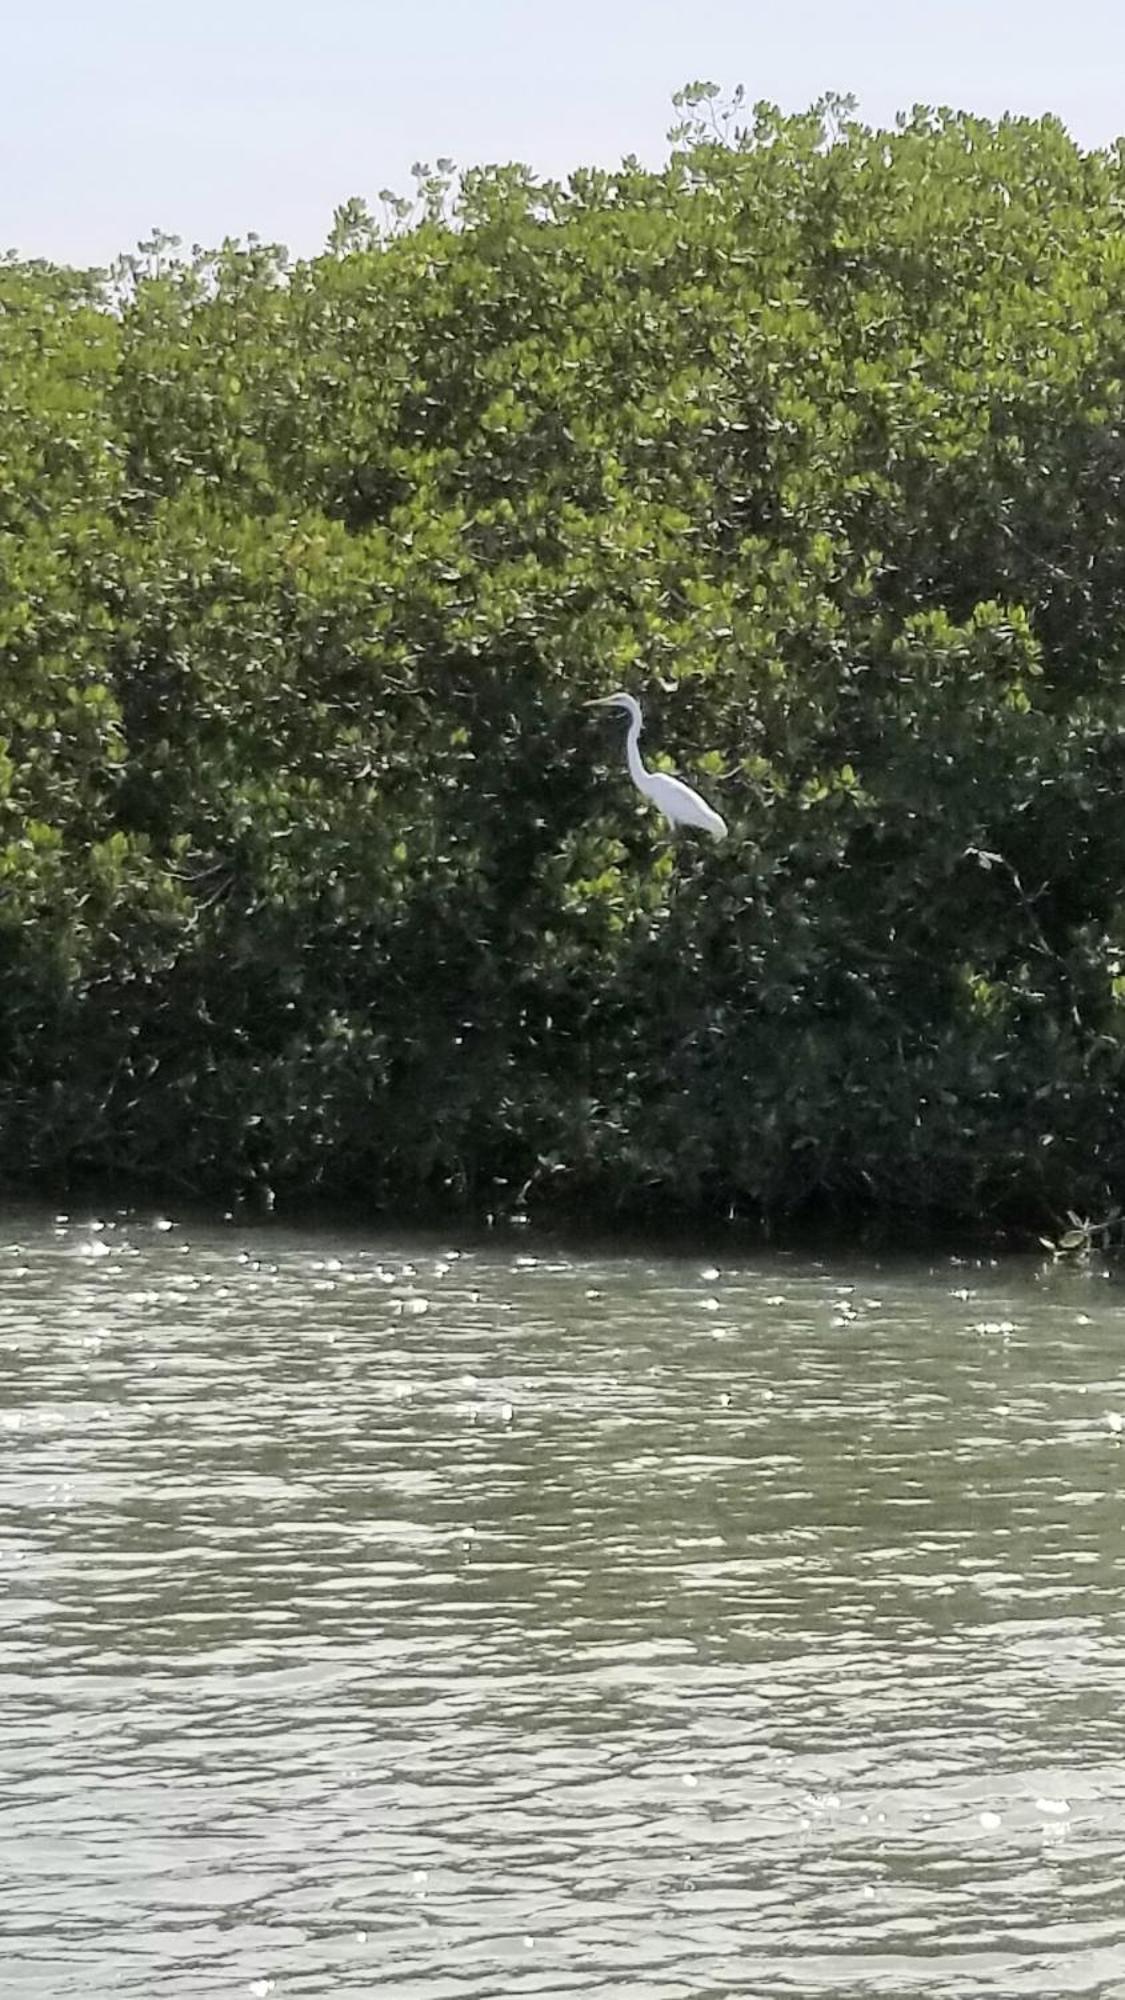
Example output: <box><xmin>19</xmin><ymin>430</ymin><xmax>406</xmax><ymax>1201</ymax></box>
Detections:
<box><xmin>4</xmin><ymin>90</ymin><xmax>1125</xmax><ymax>1226</ymax></box>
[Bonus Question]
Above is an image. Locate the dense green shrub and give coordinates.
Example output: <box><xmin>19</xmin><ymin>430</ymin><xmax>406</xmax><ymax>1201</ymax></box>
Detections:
<box><xmin>4</xmin><ymin>91</ymin><xmax>1125</xmax><ymax>1226</ymax></box>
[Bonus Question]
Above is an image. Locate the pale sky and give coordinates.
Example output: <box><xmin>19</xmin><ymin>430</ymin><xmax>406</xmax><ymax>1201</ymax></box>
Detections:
<box><xmin>4</xmin><ymin>0</ymin><xmax>1124</xmax><ymax>268</ymax></box>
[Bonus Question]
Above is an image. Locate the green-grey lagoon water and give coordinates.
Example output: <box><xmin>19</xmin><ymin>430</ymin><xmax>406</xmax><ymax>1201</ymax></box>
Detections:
<box><xmin>2</xmin><ymin>1209</ymin><xmax>1125</xmax><ymax>1997</ymax></box>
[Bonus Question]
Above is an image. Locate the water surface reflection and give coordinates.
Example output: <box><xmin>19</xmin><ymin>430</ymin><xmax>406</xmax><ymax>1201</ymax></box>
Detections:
<box><xmin>3</xmin><ymin>1212</ymin><xmax>1124</xmax><ymax>1996</ymax></box>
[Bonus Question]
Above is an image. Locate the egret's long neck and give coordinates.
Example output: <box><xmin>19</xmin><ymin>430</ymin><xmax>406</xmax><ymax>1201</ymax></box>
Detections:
<box><xmin>623</xmin><ymin>709</ymin><xmax>647</xmax><ymax>788</ymax></box>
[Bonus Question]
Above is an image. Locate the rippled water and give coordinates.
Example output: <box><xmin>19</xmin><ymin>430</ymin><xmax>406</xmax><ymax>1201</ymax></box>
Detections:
<box><xmin>3</xmin><ymin>1208</ymin><xmax>1125</xmax><ymax>1998</ymax></box>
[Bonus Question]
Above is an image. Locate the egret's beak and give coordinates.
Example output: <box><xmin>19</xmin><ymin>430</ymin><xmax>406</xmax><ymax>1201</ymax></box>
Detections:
<box><xmin>584</xmin><ymin>697</ymin><xmax>618</xmax><ymax>709</ymax></box>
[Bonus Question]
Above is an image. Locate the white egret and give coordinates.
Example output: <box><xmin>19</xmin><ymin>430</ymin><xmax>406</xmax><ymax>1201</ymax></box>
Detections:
<box><xmin>586</xmin><ymin>692</ymin><xmax>728</xmax><ymax>840</ymax></box>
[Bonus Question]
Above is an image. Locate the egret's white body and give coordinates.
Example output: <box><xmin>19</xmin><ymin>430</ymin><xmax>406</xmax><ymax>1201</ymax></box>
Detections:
<box><xmin>587</xmin><ymin>692</ymin><xmax>728</xmax><ymax>840</ymax></box>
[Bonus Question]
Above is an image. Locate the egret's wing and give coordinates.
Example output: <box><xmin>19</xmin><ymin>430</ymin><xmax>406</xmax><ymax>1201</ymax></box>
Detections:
<box><xmin>644</xmin><ymin>771</ymin><xmax>728</xmax><ymax>838</ymax></box>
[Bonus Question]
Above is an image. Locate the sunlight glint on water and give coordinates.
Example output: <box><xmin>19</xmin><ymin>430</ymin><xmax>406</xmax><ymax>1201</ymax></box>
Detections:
<box><xmin>2</xmin><ymin>1210</ymin><xmax>1125</xmax><ymax>1997</ymax></box>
